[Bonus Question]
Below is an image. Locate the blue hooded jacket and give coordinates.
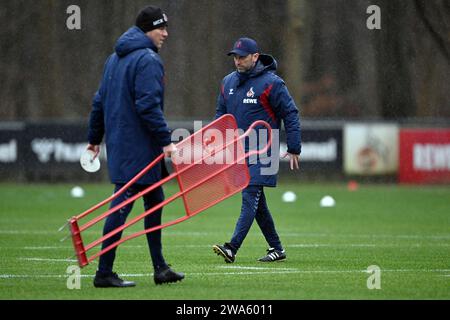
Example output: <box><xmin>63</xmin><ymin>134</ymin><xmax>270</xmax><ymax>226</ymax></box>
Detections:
<box><xmin>216</xmin><ymin>54</ymin><xmax>301</xmax><ymax>187</ymax></box>
<box><xmin>88</xmin><ymin>26</ymin><xmax>171</xmax><ymax>185</ymax></box>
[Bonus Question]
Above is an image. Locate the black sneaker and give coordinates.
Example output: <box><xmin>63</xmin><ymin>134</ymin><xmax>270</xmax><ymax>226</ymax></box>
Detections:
<box><xmin>213</xmin><ymin>243</ymin><xmax>235</xmax><ymax>263</ymax></box>
<box><xmin>93</xmin><ymin>271</ymin><xmax>136</xmax><ymax>288</ymax></box>
<box><xmin>258</xmin><ymin>248</ymin><xmax>286</xmax><ymax>262</ymax></box>
<box><xmin>154</xmin><ymin>266</ymin><xmax>185</xmax><ymax>285</ymax></box>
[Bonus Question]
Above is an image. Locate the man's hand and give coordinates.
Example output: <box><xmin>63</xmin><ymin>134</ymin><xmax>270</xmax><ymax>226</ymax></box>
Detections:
<box><xmin>87</xmin><ymin>144</ymin><xmax>100</xmax><ymax>160</ymax></box>
<box><xmin>282</xmin><ymin>152</ymin><xmax>300</xmax><ymax>170</ymax></box>
<box><xmin>163</xmin><ymin>143</ymin><xmax>177</xmax><ymax>158</ymax></box>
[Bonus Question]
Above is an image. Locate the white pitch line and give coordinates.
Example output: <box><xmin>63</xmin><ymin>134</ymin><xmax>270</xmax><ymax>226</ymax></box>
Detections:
<box><xmin>23</xmin><ymin>246</ymin><xmax>72</xmax><ymax>250</ymax></box>
<box><xmin>8</xmin><ymin>242</ymin><xmax>448</xmax><ymax>252</ymax></box>
<box><xmin>282</xmin><ymin>233</ymin><xmax>450</xmax><ymax>240</ymax></box>
<box><xmin>20</xmin><ymin>245</ymin><xmax>151</xmax><ymax>250</ymax></box>
<box><xmin>217</xmin><ymin>266</ymin><xmax>298</xmax><ymax>271</ymax></box>
<box><xmin>0</xmin><ymin>230</ymin><xmax>102</xmax><ymax>236</ymax></box>
<box><xmin>18</xmin><ymin>258</ymin><xmax>78</xmax><ymax>262</ymax></box>
<box><xmin>0</xmin><ymin>272</ymin><xmax>344</xmax><ymax>279</ymax></box>
<box><xmin>16</xmin><ymin>257</ymin><xmax>99</xmax><ymax>264</ymax></box>
<box><xmin>189</xmin><ymin>271</ymin><xmax>303</xmax><ymax>276</ymax></box>
<box><xmin>1</xmin><ymin>229</ymin><xmax>450</xmax><ymax>240</ymax></box>
<box><xmin>288</xmin><ymin>243</ymin><xmax>450</xmax><ymax>248</ymax></box>
<box><xmin>289</xmin><ymin>244</ymin><xmax>377</xmax><ymax>248</ymax></box>
<box><xmin>0</xmin><ymin>274</ymin><xmax>93</xmax><ymax>279</ymax></box>
<box><xmin>15</xmin><ymin>244</ymin><xmax>213</xmax><ymax>251</ymax></box>
<box><xmin>1</xmin><ymin>269</ymin><xmax>450</xmax><ymax>280</ymax></box>
<box><xmin>0</xmin><ymin>230</ymin><xmax>59</xmax><ymax>235</ymax></box>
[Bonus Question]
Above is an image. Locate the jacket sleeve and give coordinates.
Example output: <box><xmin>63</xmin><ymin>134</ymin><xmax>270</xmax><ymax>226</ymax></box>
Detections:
<box><xmin>215</xmin><ymin>81</ymin><xmax>227</xmax><ymax>119</ymax></box>
<box><xmin>269</xmin><ymin>79</ymin><xmax>301</xmax><ymax>155</ymax></box>
<box><xmin>134</xmin><ymin>56</ymin><xmax>171</xmax><ymax>147</ymax></box>
<box><xmin>88</xmin><ymin>56</ymin><xmax>111</xmax><ymax>145</ymax></box>
<box><xmin>88</xmin><ymin>89</ymin><xmax>105</xmax><ymax>145</ymax></box>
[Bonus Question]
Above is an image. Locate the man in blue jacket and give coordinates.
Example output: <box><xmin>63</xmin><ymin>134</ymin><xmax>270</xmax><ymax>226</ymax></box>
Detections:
<box><xmin>213</xmin><ymin>37</ymin><xmax>301</xmax><ymax>263</ymax></box>
<box><xmin>87</xmin><ymin>5</ymin><xmax>184</xmax><ymax>287</ymax></box>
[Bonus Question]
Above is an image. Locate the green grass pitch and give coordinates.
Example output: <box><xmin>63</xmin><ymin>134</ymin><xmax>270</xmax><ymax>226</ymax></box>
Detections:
<box><xmin>0</xmin><ymin>182</ymin><xmax>449</xmax><ymax>300</ymax></box>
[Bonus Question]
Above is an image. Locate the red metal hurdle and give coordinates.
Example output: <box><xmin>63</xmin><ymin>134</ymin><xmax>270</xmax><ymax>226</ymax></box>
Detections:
<box><xmin>62</xmin><ymin>114</ymin><xmax>272</xmax><ymax>268</ymax></box>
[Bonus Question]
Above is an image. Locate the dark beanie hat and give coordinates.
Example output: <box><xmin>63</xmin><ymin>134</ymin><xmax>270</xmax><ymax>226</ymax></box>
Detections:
<box><xmin>135</xmin><ymin>5</ymin><xmax>168</xmax><ymax>33</ymax></box>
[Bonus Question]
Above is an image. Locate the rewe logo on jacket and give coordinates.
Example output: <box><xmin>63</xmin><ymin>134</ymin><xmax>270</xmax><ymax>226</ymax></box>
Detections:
<box><xmin>243</xmin><ymin>87</ymin><xmax>257</xmax><ymax>104</ymax></box>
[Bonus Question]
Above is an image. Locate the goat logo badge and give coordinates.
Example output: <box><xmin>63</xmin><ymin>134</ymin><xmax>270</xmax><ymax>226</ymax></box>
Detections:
<box><xmin>246</xmin><ymin>87</ymin><xmax>255</xmax><ymax>98</ymax></box>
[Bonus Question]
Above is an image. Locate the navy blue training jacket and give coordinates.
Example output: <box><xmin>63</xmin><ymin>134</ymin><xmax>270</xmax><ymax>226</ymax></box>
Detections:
<box><xmin>215</xmin><ymin>54</ymin><xmax>301</xmax><ymax>187</ymax></box>
<box><xmin>88</xmin><ymin>26</ymin><xmax>171</xmax><ymax>185</ymax></box>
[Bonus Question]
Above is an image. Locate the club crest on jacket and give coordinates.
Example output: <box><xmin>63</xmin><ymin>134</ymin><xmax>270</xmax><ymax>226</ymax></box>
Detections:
<box><xmin>246</xmin><ymin>87</ymin><xmax>255</xmax><ymax>98</ymax></box>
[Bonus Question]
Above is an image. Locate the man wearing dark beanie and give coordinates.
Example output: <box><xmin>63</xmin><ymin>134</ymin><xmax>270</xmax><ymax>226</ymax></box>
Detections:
<box><xmin>87</xmin><ymin>5</ymin><xmax>184</xmax><ymax>287</ymax></box>
<box><xmin>136</xmin><ymin>5</ymin><xmax>168</xmax><ymax>34</ymax></box>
